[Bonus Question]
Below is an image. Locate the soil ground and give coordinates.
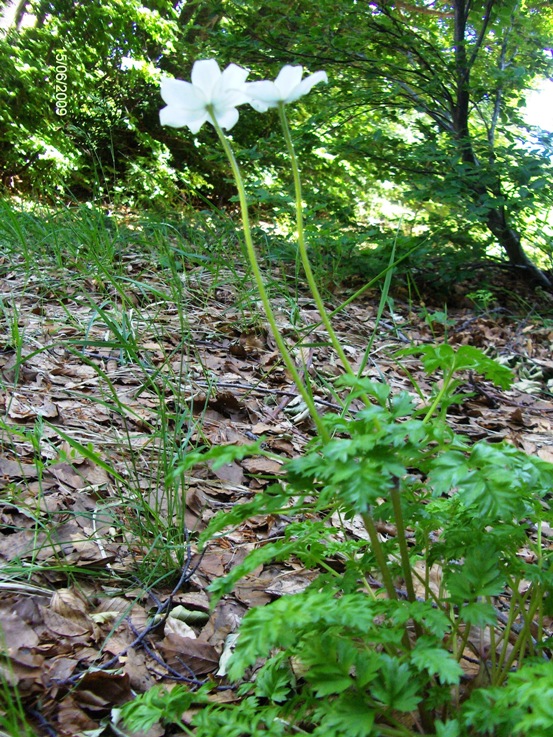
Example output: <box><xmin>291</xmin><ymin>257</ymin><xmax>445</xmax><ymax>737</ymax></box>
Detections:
<box><xmin>1</xmin><ymin>250</ymin><xmax>553</xmax><ymax>736</ymax></box>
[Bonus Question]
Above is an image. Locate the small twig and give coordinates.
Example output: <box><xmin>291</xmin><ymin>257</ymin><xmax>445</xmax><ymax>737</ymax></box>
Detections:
<box><xmin>126</xmin><ymin>619</ymin><xmax>206</xmax><ymax>684</ymax></box>
<box><xmin>193</xmin><ymin>378</ymin><xmax>342</xmax><ymax>410</ymax></box>
<box><xmin>27</xmin><ymin>708</ymin><xmax>57</xmax><ymax>737</ymax></box>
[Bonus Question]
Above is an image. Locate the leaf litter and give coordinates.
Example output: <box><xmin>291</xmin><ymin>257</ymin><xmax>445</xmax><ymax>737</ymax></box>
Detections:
<box><xmin>0</xmin><ymin>244</ymin><xmax>553</xmax><ymax>735</ymax></box>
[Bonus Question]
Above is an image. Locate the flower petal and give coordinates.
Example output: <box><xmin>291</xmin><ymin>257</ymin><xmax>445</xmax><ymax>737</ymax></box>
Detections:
<box><xmin>214</xmin><ymin>106</ymin><xmax>240</xmax><ymax>130</ymax></box>
<box><xmin>214</xmin><ymin>87</ymin><xmax>250</xmax><ymax>111</ymax></box>
<box><xmin>246</xmin><ymin>80</ymin><xmax>281</xmax><ymax>106</ymax></box>
<box><xmin>274</xmin><ymin>65</ymin><xmax>304</xmax><ymax>98</ymax></box>
<box><xmin>221</xmin><ymin>63</ymin><xmax>249</xmax><ymax>88</ymax></box>
<box><xmin>248</xmin><ymin>97</ymin><xmax>270</xmax><ymax>113</ymax></box>
<box><xmin>187</xmin><ymin>112</ymin><xmax>210</xmax><ymax>134</ymax></box>
<box><xmin>190</xmin><ymin>59</ymin><xmax>221</xmax><ymax>100</ymax></box>
<box><xmin>160</xmin><ymin>78</ymin><xmax>205</xmax><ymax>109</ymax></box>
<box><xmin>286</xmin><ymin>70</ymin><xmax>328</xmax><ymax>103</ymax></box>
<box><xmin>160</xmin><ymin>60</ymin><xmax>252</xmax><ymax>132</ymax></box>
<box><xmin>160</xmin><ymin>104</ymin><xmax>208</xmax><ymax>130</ymax></box>
<box><xmin>214</xmin><ymin>63</ymin><xmax>250</xmax><ymax>106</ymax></box>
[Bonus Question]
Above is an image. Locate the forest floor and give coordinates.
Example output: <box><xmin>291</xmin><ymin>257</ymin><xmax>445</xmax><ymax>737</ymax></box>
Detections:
<box><xmin>1</xmin><ymin>220</ymin><xmax>553</xmax><ymax>736</ymax></box>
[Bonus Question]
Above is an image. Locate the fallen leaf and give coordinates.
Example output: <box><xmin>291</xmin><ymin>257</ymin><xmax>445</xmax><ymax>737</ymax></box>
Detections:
<box><xmin>0</xmin><ymin>456</ymin><xmax>38</xmax><ymax>480</ymax></box>
<box><xmin>159</xmin><ymin>633</ymin><xmax>220</xmax><ymax>676</ymax></box>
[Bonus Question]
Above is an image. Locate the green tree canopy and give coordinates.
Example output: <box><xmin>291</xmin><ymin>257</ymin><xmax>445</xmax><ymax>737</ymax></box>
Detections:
<box><xmin>210</xmin><ymin>0</ymin><xmax>553</xmax><ymax>285</ymax></box>
<box><xmin>1</xmin><ymin>0</ymin><xmax>552</xmax><ymax>285</ymax></box>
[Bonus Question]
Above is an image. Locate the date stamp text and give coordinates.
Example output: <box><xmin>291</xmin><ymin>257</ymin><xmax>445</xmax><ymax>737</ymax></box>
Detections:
<box><xmin>54</xmin><ymin>52</ymin><xmax>68</xmax><ymax>116</ymax></box>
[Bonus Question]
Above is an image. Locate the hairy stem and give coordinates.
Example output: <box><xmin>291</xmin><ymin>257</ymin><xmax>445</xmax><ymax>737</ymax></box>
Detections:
<box><xmin>211</xmin><ymin>114</ymin><xmax>329</xmax><ymax>440</ymax></box>
<box><xmin>361</xmin><ymin>512</ymin><xmax>398</xmax><ymax>601</ymax></box>
<box><xmin>277</xmin><ymin>103</ymin><xmax>365</xmax><ymax>386</ymax></box>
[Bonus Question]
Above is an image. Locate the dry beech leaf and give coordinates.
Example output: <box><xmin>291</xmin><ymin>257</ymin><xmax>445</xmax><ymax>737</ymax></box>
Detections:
<box><xmin>158</xmin><ymin>633</ymin><xmax>220</xmax><ymax>676</ymax></box>
<box><xmin>0</xmin><ymin>457</ymin><xmax>38</xmax><ymax>480</ymax></box>
<box><xmin>56</xmin><ymin>696</ymin><xmax>100</xmax><ymax>735</ymax></box>
<box><xmin>75</xmin><ymin>670</ymin><xmax>132</xmax><ymax>707</ymax></box>
<box><xmin>6</xmin><ymin>393</ymin><xmax>58</xmax><ymax>420</ymax></box>
<box><xmin>41</xmin><ymin>606</ymin><xmax>93</xmax><ymax>639</ymax></box>
<box><xmin>241</xmin><ymin>457</ymin><xmax>283</xmax><ymax>475</ymax></box>
<box><xmin>164</xmin><ymin>615</ymin><xmax>197</xmax><ymax>640</ymax></box>
<box><xmin>47</xmin><ymin>460</ymin><xmax>109</xmax><ymax>490</ymax></box>
<box><xmin>0</xmin><ymin>603</ymin><xmax>40</xmax><ymax>652</ymax></box>
<box><xmin>263</xmin><ymin>570</ymin><xmax>318</xmax><ymax>597</ymax></box>
<box><xmin>210</xmin><ymin>460</ymin><xmax>244</xmax><ymax>484</ymax></box>
<box><xmin>51</xmin><ymin>587</ymin><xmax>89</xmax><ymax>618</ymax></box>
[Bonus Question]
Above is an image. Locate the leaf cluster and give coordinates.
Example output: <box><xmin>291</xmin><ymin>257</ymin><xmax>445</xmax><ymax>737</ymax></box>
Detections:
<box><xmin>124</xmin><ymin>344</ymin><xmax>553</xmax><ymax>735</ymax></box>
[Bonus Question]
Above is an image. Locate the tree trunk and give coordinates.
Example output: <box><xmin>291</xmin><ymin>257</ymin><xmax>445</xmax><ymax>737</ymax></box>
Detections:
<box><xmin>0</xmin><ymin>0</ymin><xmax>27</xmax><ymax>30</ymax></box>
<box><xmin>452</xmin><ymin>0</ymin><xmax>551</xmax><ymax>290</ymax></box>
<box><xmin>486</xmin><ymin>208</ymin><xmax>552</xmax><ymax>288</ymax></box>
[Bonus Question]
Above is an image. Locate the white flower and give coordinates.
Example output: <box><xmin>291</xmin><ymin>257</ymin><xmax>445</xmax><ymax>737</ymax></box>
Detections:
<box><xmin>160</xmin><ymin>59</ymin><xmax>250</xmax><ymax>133</ymax></box>
<box><xmin>247</xmin><ymin>65</ymin><xmax>328</xmax><ymax>112</ymax></box>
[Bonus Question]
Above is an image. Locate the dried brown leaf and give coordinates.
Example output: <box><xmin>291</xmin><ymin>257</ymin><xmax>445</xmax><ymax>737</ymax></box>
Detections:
<box><xmin>159</xmin><ymin>633</ymin><xmax>220</xmax><ymax>676</ymax></box>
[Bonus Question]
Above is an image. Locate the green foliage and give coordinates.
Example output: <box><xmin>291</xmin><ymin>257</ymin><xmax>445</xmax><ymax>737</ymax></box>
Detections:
<box><xmin>428</xmin><ymin>440</ymin><xmax>551</xmax><ymax>520</ymax></box>
<box><xmin>398</xmin><ymin>344</ymin><xmax>514</xmax><ymax>391</ymax></box>
<box><xmin>285</xmin><ymin>395</ymin><xmax>449</xmax><ymax>516</ymax></box>
<box><xmin>3</xmin><ymin>0</ymin><xmax>553</xmax><ymax>283</ymax></box>
<box><xmin>209</xmin><ymin>0</ymin><xmax>553</xmax><ymax>280</ymax></box>
<box><xmin>462</xmin><ymin>661</ymin><xmax>553</xmax><ymax>737</ymax></box>
<box><xmin>410</xmin><ymin>637</ymin><xmax>464</xmax><ymax>686</ymax></box>
<box><xmin>444</xmin><ymin>542</ymin><xmax>506</xmax><ymax>603</ymax></box>
<box><xmin>119</xmin><ymin>684</ymin><xmax>209</xmax><ymax>733</ymax></box>
<box><xmin>123</xmin><ymin>344</ymin><xmax>553</xmax><ymax>736</ymax></box>
<box><xmin>0</xmin><ymin>0</ymin><xmax>202</xmax><ymax>204</ymax></box>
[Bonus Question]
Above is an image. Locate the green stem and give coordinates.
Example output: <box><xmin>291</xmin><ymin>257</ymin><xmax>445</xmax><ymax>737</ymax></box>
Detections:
<box><xmin>422</xmin><ymin>368</ymin><xmax>455</xmax><ymax>423</ymax></box>
<box><xmin>210</xmin><ymin>114</ymin><xmax>328</xmax><ymax>441</ymax></box>
<box><xmin>278</xmin><ymin>105</ymin><xmax>419</xmax><ymax>648</ymax></box>
<box><xmin>534</xmin><ymin>521</ymin><xmax>544</xmax><ymax>646</ymax></box>
<box><xmin>277</xmin><ymin>103</ymin><xmax>363</xmax><ymax>387</ymax></box>
<box><xmin>487</xmin><ymin>597</ymin><xmax>498</xmax><ymax>677</ymax></box>
<box><xmin>494</xmin><ymin>582</ymin><xmax>520</xmax><ymax>679</ymax></box>
<box><xmin>390</xmin><ymin>483</ymin><xmax>426</xmax><ymax>662</ymax></box>
<box><xmin>367</xmin><ymin>485</ymin><xmax>434</xmax><ymax>730</ymax></box>
<box><xmin>294</xmin><ymin>244</ymin><xmax>420</xmax><ymax>338</ymax></box>
<box><xmin>390</xmin><ymin>484</ymin><xmax>418</xmax><ymax>605</ymax></box>
<box><xmin>498</xmin><ymin>585</ymin><xmax>542</xmax><ymax>683</ymax></box>
<box><xmin>361</xmin><ymin>512</ymin><xmax>397</xmax><ymax>601</ymax></box>
<box><xmin>456</xmin><ymin>620</ymin><xmax>473</xmax><ymax>665</ymax></box>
